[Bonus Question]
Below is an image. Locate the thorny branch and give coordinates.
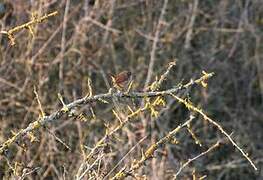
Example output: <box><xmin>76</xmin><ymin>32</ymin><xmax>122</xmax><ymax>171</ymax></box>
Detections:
<box><xmin>173</xmin><ymin>140</ymin><xmax>221</xmax><ymax>179</ymax></box>
<box><xmin>110</xmin><ymin>91</ymin><xmax>257</xmax><ymax>179</ymax></box>
<box><xmin>76</xmin><ymin>61</ymin><xmax>177</xmax><ymax>177</ymax></box>
<box><xmin>1</xmin><ymin>11</ymin><xmax>58</xmax><ymax>45</ymax></box>
<box><xmin>110</xmin><ymin>116</ymin><xmax>196</xmax><ymax>180</ymax></box>
<box><xmin>170</xmin><ymin>94</ymin><xmax>258</xmax><ymax>171</ymax></box>
<box><xmin>0</xmin><ymin>71</ymin><xmax>213</xmax><ymax>155</ymax></box>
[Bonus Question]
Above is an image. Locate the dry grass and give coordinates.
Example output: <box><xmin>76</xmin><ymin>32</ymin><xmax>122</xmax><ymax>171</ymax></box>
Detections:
<box><xmin>0</xmin><ymin>0</ymin><xmax>262</xmax><ymax>179</ymax></box>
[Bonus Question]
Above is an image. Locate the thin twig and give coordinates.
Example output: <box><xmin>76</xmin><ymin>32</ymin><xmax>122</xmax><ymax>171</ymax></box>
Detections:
<box><xmin>85</xmin><ymin>16</ymin><xmax>121</xmax><ymax>34</ymax></box>
<box><xmin>103</xmin><ymin>135</ymin><xmax>148</xmax><ymax>179</ymax></box>
<box><xmin>59</xmin><ymin>0</ymin><xmax>70</xmax><ymax>92</ymax></box>
<box><xmin>144</xmin><ymin>0</ymin><xmax>169</xmax><ymax>90</ymax></box>
<box><xmin>173</xmin><ymin>141</ymin><xmax>221</xmax><ymax>179</ymax></box>
<box><xmin>77</xmin><ymin>152</ymin><xmax>105</xmax><ymax>180</ymax></box>
<box><xmin>184</xmin><ymin>0</ymin><xmax>199</xmax><ymax>49</ymax></box>
<box><xmin>1</xmin><ymin>11</ymin><xmax>58</xmax><ymax>45</ymax></box>
<box><xmin>170</xmin><ymin>94</ymin><xmax>258</xmax><ymax>171</ymax></box>
<box><xmin>0</xmin><ymin>72</ymin><xmax>213</xmax><ymax>155</ymax></box>
<box><xmin>110</xmin><ymin>116</ymin><xmax>195</xmax><ymax>180</ymax></box>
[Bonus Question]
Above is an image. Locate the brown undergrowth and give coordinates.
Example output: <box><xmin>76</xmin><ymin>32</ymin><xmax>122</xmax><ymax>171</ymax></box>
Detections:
<box><xmin>0</xmin><ymin>1</ymin><xmax>262</xmax><ymax>179</ymax></box>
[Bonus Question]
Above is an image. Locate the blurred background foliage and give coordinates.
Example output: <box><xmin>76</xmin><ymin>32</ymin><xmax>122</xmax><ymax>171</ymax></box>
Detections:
<box><xmin>0</xmin><ymin>0</ymin><xmax>262</xmax><ymax>179</ymax></box>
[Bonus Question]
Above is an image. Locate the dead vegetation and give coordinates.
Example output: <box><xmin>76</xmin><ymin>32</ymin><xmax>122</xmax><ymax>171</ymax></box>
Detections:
<box><xmin>0</xmin><ymin>0</ymin><xmax>262</xmax><ymax>179</ymax></box>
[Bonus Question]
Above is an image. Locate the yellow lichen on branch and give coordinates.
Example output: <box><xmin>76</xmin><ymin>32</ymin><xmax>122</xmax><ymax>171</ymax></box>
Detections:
<box><xmin>170</xmin><ymin>94</ymin><xmax>258</xmax><ymax>171</ymax></box>
<box><xmin>0</xmin><ymin>11</ymin><xmax>58</xmax><ymax>45</ymax></box>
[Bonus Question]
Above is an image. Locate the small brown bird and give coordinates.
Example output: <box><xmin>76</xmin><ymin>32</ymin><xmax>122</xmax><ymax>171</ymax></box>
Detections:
<box><xmin>111</xmin><ymin>70</ymin><xmax>132</xmax><ymax>91</ymax></box>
